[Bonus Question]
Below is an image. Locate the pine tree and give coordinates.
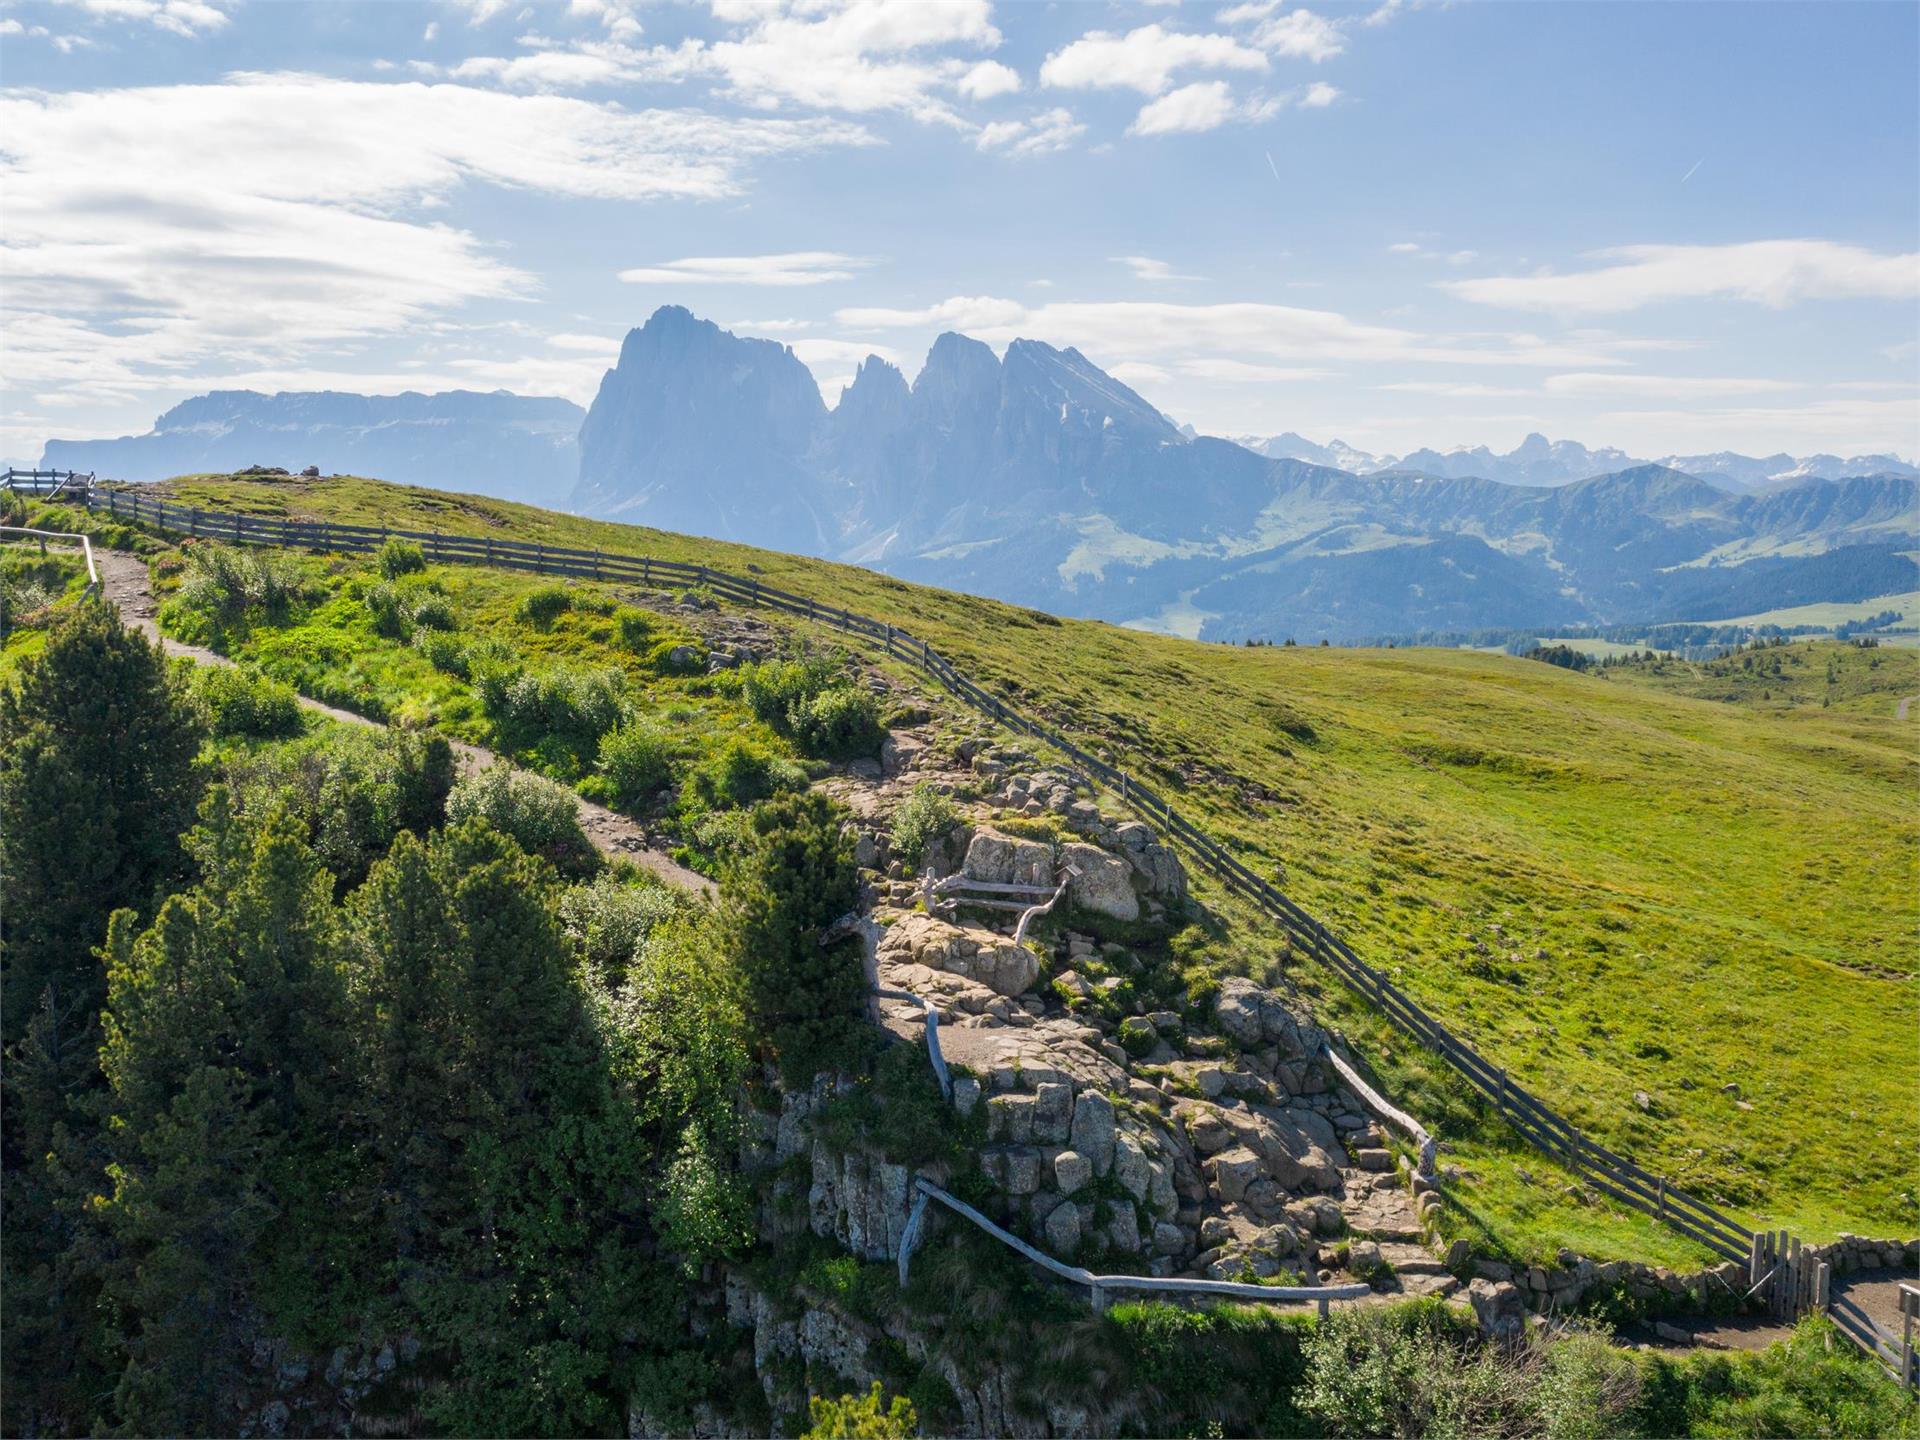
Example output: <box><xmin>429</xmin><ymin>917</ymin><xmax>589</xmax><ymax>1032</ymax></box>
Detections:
<box><xmin>0</xmin><ymin>603</ymin><xmax>205</xmax><ymax>1045</ymax></box>
<box><xmin>721</xmin><ymin>791</ymin><xmax>865</xmax><ymax>1082</ymax></box>
<box><xmin>92</xmin><ymin>793</ymin><xmax>356</xmax><ymax>1433</ymax></box>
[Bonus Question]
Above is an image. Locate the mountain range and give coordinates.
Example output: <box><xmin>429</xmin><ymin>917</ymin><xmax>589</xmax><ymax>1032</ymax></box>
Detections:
<box><xmin>1231</xmin><ymin>432</ymin><xmax>1918</xmax><ymax>492</ymax></box>
<box><xmin>568</xmin><ymin>308</ymin><xmax>1916</xmax><ymax>640</ymax></box>
<box><xmin>41</xmin><ymin>390</ymin><xmax>585</xmax><ymax>509</ymax></box>
<box><xmin>40</xmin><ymin>308</ymin><xmax>1918</xmax><ymax>641</ymax></box>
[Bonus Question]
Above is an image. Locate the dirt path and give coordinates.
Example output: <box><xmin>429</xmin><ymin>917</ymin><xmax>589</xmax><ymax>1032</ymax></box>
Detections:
<box><xmin>1898</xmin><ymin>694</ymin><xmax>1916</xmax><ymax>721</ymax></box>
<box><xmin>95</xmin><ymin>549</ymin><xmax>711</xmax><ymax>893</ymax></box>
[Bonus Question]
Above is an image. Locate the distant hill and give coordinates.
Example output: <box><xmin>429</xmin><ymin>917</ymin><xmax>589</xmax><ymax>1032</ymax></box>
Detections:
<box><xmin>1224</xmin><ymin>430</ymin><xmax>1917</xmax><ymax>492</ymax></box>
<box><xmin>571</xmin><ymin>308</ymin><xmax>1918</xmax><ymax>642</ymax></box>
<box><xmin>42</xmin><ymin>390</ymin><xmax>585</xmax><ymax>509</ymax></box>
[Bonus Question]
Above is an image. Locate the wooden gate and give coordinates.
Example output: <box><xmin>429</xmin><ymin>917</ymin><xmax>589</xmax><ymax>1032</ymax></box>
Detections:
<box><xmin>1748</xmin><ymin>1230</ymin><xmax>1828</xmax><ymax>1320</ymax></box>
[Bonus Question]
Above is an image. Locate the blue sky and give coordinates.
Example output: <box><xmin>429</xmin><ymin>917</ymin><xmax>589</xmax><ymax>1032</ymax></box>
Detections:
<box><xmin>2</xmin><ymin>0</ymin><xmax>1916</xmax><ymax>465</ymax></box>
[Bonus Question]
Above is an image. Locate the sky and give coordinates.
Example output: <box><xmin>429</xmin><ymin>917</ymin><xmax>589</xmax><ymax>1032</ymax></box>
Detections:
<box><xmin>2</xmin><ymin>0</ymin><xmax>1917</xmax><ymax>466</ymax></box>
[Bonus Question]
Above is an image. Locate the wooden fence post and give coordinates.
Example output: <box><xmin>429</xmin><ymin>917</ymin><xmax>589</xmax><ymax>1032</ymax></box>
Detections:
<box><xmin>1901</xmin><ymin>1285</ymin><xmax>1916</xmax><ymax>1389</ymax></box>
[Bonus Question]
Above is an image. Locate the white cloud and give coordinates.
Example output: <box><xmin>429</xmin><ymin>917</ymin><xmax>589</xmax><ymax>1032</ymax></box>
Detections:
<box><xmin>786</xmin><ymin>337</ymin><xmax>903</xmax><ymax>368</ymax></box>
<box><xmin>1217</xmin><ymin>3</ymin><xmax>1345</xmax><ymax>61</ymax></box>
<box><xmin>1178</xmin><ymin>358</ymin><xmax>1331</xmax><ymax>382</ymax></box>
<box><xmin>0</xmin><ymin>19</ymin><xmax>22</xmax><ymax>34</ymax></box>
<box><xmin>1040</xmin><ymin>24</ymin><xmax>1268</xmax><ymax>96</ymax></box>
<box><xmin>1127</xmin><ymin>78</ymin><xmax>1331</xmax><ymax>136</ymax></box>
<box><xmin>836</xmin><ymin>296</ymin><xmax>1031</xmax><ymax>331</ymax></box>
<box><xmin>1445</xmin><ymin>240</ymin><xmax>1920</xmax><ymax>314</ymax></box>
<box><xmin>1299</xmin><ymin>80</ymin><xmax>1339</xmax><ymax>107</ymax></box>
<box><xmin>44</xmin><ymin>0</ymin><xmax>232</xmax><ymax>36</ymax></box>
<box><xmin>957</xmin><ymin>59</ymin><xmax>1021</xmax><ymax>100</ymax></box>
<box><xmin>1387</xmin><ymin>241</ymin><xmax>1421</xmax><ymax>254</ymax></box>
<box><xmin>701</xmin><ymin>0</ymin><xmax>1004</xmax><ymax>120</ymax></box>
<box><xmin>1107</xmin><ymin>361</ymin><xmax>1172</xmax><ymax>386</ymax></box>
<box><xmin>446</xmin><ymin>0</ymin><xmax>513</xmax><ymax>23</ymax></box>
<box><xmin>725</xmin><ymin>317</ymin><xmax>813</xmax><ymax>332</ymax></box>
<box><xmin>1114</xmin><ymin>256</ymin><xmax>1201</xmax><ymax>282</ymax></box>
<box><xmin>975</xmin><ymin>107</ymin><xmax>1084</xmax><ymax>156</ymax></box>
<box><xmin>0</xmin><ymin>75</ymin><xmax>870</xmax><ymax>402</ymax></box>
<box><xmin>618</xmin><ymin>251</ymin><xmax>875</xmax><ymax>286</ymax></box>
<box><xmin>1130</xmin><ymin>80</ymin><xmax>1239</xmax><ymax>135</ymax></box>
<box><xmin>1376</xmin><ymin>381</ymin><xmax>1530</xmax><ymax>398</ymax></box>
<box><xmin>547</xmin><ymin>332</ymin><xmax>623</xmax><ymax>354</ymax></box>
<box><xmin>831</xmin><ymin>296</ymin><xmax>1640</xmax><ymax>370</ymax></box>
<box><xmin>1596</xmin><ymin>397</ymin><xmax>1920</xmax><ymax>457</ymax></box>
<box><xmin>1541</xmin><ymin>372</ymin><xmax>1798</xmax><ymax>399</ymax></box>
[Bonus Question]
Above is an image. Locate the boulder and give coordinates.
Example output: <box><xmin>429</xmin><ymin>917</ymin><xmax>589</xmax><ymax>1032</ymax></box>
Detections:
<box><xmin>1206</xmin><ymin>1147</ymin><xmax>1263</xmax><ymax>1204</ymax></box>
<box><xmin>1070</xmin><ymin>1091</ymin><xmax>1117</xmax><ymax>1175</ymax></box>
<box><xmin>963</xmin><ymin>830</ymin><xmax>1054</xmax><ymax>888</ymax></box>
<box><xmin>1054</xmin><ymin>1150</ymin><xmax>1093</xmax><ymax>1195</ymax></box>
<box><xmin>1212</xmin><ymin>977</ymin><xmax>1320</xmax><ymax>1059</ymax></box>
<box><xmin>1045</xmin><ymin>1202</ymin><xmax>1082</xmax><ymax>1257</ymax></box>
<box><xmin>1061</xmin><ymin>842</ymin><xmax>1140</xmax><ymax>921</ymax></box>
<box><xmin>1108</xmin><ymin>1204</ymin><xmax>1142</xmax><ymax>1254</ymax></box>
<box><xmin>1031</xmin><ymin>1082</ymin><xmax>1075</xmax><ymax>1143</ymax></box>
<box><xmin>877</xmin><ymin>913</ymin><xmax>1039</xmax><ymax>997</ymax></box>
<box><xmin>1467</xmin><ymin>1278</ymin><xmax>1525</xmax><ymax>1337</ymax></box>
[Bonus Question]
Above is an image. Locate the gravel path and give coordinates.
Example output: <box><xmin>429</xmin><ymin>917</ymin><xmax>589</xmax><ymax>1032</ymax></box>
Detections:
<box><xmin>95</xmin><ymin>548</ymin><xmax>711</xmax><ymax>893</ymax></box>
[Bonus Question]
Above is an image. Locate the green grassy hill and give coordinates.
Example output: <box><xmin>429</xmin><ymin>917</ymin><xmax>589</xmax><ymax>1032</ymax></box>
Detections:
<box><xmin>1604</xmin><ymin>636</ymin><xmax>1919</xmax><ymax>717</ymax></box>
<box><xmin>73</xmin><ymin>473</ymin><xmax>1920</xmax><ymax>1246</ymax></box>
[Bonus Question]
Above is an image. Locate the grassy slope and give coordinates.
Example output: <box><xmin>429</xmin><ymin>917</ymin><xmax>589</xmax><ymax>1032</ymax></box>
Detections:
<box><xmin>136</xmin><ymin>475</ymin><xmax>1919</xmax><ymax>1244</ymax></box>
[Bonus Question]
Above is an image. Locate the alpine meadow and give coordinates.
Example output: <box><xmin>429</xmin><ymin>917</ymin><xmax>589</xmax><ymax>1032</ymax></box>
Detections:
<box><xmin>2</xmin><ymin>1</ymin><xmax>1917</xmax><ymax>1437</ymax></box>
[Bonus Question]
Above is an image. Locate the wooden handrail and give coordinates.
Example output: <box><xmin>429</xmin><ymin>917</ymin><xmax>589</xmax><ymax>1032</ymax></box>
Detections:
<box><xmin>1</xmin><ymin>524</ymin><xmax>101</xmax><ymax>598</ymax></box>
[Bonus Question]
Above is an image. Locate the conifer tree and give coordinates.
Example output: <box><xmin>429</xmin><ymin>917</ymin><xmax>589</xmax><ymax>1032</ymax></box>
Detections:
<box><xmin>721</xmin><ymin>791</ymin><xmax>865</xmax><ymax>1082</ymax></box>
<box><xmin>0</xmin><ymin>603</ymin><xmax>204</xmax><ymax>1045</ymax></box>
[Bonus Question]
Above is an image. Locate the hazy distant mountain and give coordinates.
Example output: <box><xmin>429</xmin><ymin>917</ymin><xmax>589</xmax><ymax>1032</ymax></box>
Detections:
<box><xmin>42</xmin><ymin>390</ymin><xmax>585</xmax><ymax>507</ymax></box>
<box><xmin>1229</xmin><ymin>432</ymin><xmax>1389</xmax><ymax>473</ymax></box>
<box><xmin>572</xmin><ymin>308</ymin><xmax>1917</xmax><ymax>641</ymax></box>
<box><xmin>1227</xmin><ymin>430</ymin><xmax>1919</xmax><ymax>493</ymax></box>
<box><xmin>573</xmin><ymin>306</ymin><xmax>832</xmax><ymax>545</ymax></box>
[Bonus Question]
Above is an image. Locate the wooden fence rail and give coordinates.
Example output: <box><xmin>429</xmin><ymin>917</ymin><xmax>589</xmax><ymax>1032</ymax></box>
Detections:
<box><xmin>75</xmin><ymin>485</ymin><xmax>1767</xmax><ymax>1274</ymax></box>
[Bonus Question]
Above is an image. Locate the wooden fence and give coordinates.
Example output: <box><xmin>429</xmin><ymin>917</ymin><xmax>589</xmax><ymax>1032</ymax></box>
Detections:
<box><xmin>4</xmin><ymin>468</ymin><xmax>93</xmax><ymax>501</ymax></box>
<box><xmin>68</xmin><ymin>485</ymin><xmax>1771</xmax><ymax>1276</ymax></box>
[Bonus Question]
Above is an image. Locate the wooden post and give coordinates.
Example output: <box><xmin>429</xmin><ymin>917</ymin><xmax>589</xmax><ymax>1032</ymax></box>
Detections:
<box><xmin>1317</xmin><ymin>1295</ymin><xmax>1331</xmax><ymax>1321</ymax></box>
<box><xmin>1901</xmin><ymin>1286</ymin><xmax>1916</xmax><ymax>1389</ymax></box>
<box><xmin>1748</xmin><ymin>1231</ymin><xmax>1763</xmax><ymax>1291</ymax></box>
<box><xmin>1657</xmin><ymin>1176</ymin><xmax>1667</xmax><ymax>1221</ymax></box>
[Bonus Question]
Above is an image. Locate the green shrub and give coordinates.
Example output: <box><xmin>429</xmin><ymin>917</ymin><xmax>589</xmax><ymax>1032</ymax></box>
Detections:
<box><xmin>407</xmin><ymin>592</ymin><xmax>458</xmax><ymax>632</ymax></box>
<box><xmin>375</xmin><ymin>537</ymin><xmax>426</xmax><ymax>579</ymax></box>
<box><xmin>738</xmin><ymin>652</ymin><xmax>888</xmax><ymax>758</ymax></box>
<box><xmin>413</xmin><ymin>628</ymin><xmax>469</xmax><ymax>677</ymax></box>
<box><xmin>616</xmin><ymin>607</ymin><xmax>654</xmax><ymax>650</ymax></box>
<box><xmin>480</xmin><ymin>664</ymin><xmax>625</xmax><ymax>757</ymax></box>
<box><xmin>196</xmin><ymin>664</ymin><xmax>303</xmax><ymax>738</ymax></box>
<box><xmin>173</xmin><ymin>543</ymin><xmax>305</xmax><ymax>626</ymax></box>
<box><xmin>684</xmin><ymin>737</ymin><xmax>806</xmax><ymax>812</ymax></box>
<box><xmin>802</xmin><ymin>1384</ymin><xmax>916</xmax><ymax>1440</ymax></box>
<box><xmin>557</xmin><ymin>870</ymin><xmax>686</xmax><ymax>980</ymax></box>
<box><xmin>365</xmin><ymin>581</ymin><xmax>410</xmax><ymax>639</ymax></box>
<box><xmin>890</xmin><ymin>784</ymin><xmax>959</xmax><ymax>871</ymax></box>
<box><xmin>648</xmin><ymin>637</ymin><xmax>707</xmax><ymax>675</ymax></box>
<box><xmin>517</xmin><ymin>584</ymin><xmax>573</xmax><ymax>629</ymax></box>
<box><xmin>1116</xmin><ymin>1016</ymin><xmax>1158</xmax><ymax>1059</ymax></box>
<box><xmin>446</xmin><ymin>763</ymin><xmax>596</xmax><ymax>877</ymax></box>
<box><xmin>221</xmin><ymin>726</ymin><xmax>453</xmax><ymax>891</ymax></box>
<box><xmin>791</xmin><ymin>685</ymin><xmax>885</xmax><ymax>759</ymax></box>
<box><xmin>596</xmin><ymin>717</ymin><xmax>676</xmax><ymax>807</ymax></box>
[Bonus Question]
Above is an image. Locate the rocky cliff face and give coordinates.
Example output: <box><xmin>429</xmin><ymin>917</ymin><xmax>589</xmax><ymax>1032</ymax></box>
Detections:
<box><xmin>42</xmin><ymin>389</ymin><xmax>584</xmax><ymax>507</ymax></box>
<box><xmin>573</xmin><ymin>306</ymin><xmax>832</xmax><ymax>546</ymax></box>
